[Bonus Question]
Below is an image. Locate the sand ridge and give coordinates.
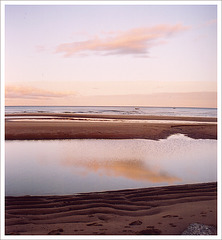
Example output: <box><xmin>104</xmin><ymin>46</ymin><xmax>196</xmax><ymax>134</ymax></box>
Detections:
<box><xmin>5</xmin><ymin>182</ymin><xmax>217</xmax><ymax>235</ymax></box>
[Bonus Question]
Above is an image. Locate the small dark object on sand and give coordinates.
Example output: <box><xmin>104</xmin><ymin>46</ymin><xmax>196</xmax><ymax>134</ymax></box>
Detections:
<box><xmin>129</xmin><ymin>220</ymin><xmax>143</xmax><ymax>226</ymax></box>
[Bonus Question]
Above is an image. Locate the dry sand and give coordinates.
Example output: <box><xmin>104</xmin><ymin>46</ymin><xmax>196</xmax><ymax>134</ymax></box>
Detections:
<box><xmin>5</xmin><ymin>182</ymin><xmax>217</xmax><ymax>235</ymax></box>
<box><xmin>5</xmin><ymin>113</ymin><xmax>217</xmax><ymax>140</ymax></box>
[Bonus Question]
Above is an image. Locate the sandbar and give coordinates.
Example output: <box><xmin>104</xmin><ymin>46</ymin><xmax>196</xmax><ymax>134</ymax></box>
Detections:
<box><xmin>5</xmin><ymin>113</ymin><xmax>217</xmax><ymax>140</ymax></box>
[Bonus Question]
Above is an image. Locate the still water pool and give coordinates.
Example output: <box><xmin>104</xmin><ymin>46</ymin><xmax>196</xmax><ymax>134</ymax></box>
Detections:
<box><xmin>5</xmin><ymin>134</ymin><xmax>217</xmax><ymax>196</ymax></box>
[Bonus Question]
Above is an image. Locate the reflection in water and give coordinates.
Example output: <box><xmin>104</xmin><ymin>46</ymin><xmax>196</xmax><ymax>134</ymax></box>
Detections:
<box><xmin>5</xmin><ymin>134</ymin><xmax>217</xmax><ymax>196</ymax></box>
<box><xmin>63</xmin><ymin>158</ymin><xmax>181</xmax><ymax>183</ymax></box>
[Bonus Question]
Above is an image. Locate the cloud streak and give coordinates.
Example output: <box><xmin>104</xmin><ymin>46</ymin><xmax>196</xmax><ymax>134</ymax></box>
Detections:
<box><xmin>5</xmin><ymin>86</ymin><xmax>75</xmax><ymax>99</ymax></box>
<box><xmin>204</xmin><ymin>19</ymin><xmax>217</xmax><ymax>27</ymax></box>
<box><xmin>56</xmin><ymin>24</ymin><xmax>190</xmax><ymax>57</ymax></box>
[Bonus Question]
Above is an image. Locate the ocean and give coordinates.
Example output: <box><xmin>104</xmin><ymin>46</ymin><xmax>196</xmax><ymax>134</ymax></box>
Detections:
<box><xmin>5</xmin><ymin>106</ymin><xmax>217</xmax><ymax>118</ymax></box>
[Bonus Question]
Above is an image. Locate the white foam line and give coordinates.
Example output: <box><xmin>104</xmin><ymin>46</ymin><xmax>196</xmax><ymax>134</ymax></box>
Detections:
<box><xmin>5</xmin><ymin>117</ymin><xmax>216</xmax><ymax>125</ymax></box>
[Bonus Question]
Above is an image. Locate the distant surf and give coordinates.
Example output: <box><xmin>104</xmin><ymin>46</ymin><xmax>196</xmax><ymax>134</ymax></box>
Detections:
<box><xmin>5</xmin><ymin>106</ymin><xmax>217</xmax><ymax>118</ymax></box>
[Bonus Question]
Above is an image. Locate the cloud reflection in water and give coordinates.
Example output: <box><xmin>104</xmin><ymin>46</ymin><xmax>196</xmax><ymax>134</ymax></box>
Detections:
<box><xmin>5</xmin><ymin>134</ymin><xmax>217</xmax><ymax>196</ymax></box>
<box><xmin>62</xmin><ymin>157</ymin><xmax>181</xmax><ymax>183</ymax></box>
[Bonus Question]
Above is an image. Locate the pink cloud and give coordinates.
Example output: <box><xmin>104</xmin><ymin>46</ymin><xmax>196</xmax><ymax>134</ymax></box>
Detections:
<box><xmin>204</xmin><ymin>19</ymin><xmax>217</xmax><ymax>27</ymax></box>
<box><xmin>56</xmin><ymin>24</ymin><xmax>190</xmax><ymax>57</ymax></box>
<box><xmin>5</xmin><ymin>86</ymin><xmax>76</xmax><ymax>99</ymax></box>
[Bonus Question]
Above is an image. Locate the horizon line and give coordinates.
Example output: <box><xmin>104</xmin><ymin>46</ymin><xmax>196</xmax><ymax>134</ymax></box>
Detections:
<box><xmin>5</xmin><ymin>105</ymin><xmax>217</xmax><ymax>109</ymax></box>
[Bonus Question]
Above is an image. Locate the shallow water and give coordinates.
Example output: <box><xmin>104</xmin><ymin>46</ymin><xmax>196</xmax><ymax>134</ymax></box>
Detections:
<box><xmin>5</xmin><ymin>134</ymin><xmax>217</xmax><ymax>196</ymax></box>
<box><xmin>5</xmin><ymin>117</ymin><xmax>215</xmax><ymax>125</ymax></box>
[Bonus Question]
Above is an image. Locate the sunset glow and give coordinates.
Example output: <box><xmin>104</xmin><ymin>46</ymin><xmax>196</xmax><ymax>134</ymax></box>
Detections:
<box><xmin>4</xmin><ymin>4</ymin><xmax>217</xmax><ymax>107</ymax></box>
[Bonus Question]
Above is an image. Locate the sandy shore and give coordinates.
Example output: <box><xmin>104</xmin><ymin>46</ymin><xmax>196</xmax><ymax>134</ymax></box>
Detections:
<box><xmin>5</xmin><ymin>113</ymin><xmax>217</xmax><ymax>140</ymax></box>
<box><xmin>5</xmin><ymin>182</ymin><xmax>217</xmax><ymax>235</ymax></box>
<box><xmin>5</xmin><ymin>114</ymin><xmax>218</xmax><ymax>236</ymax></box>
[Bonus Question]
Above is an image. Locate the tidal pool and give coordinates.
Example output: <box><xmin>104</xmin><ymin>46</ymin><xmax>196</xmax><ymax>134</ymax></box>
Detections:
<box><xmin>5</xmin><ymin>134</ymin><xmax>217</xmax><ymax>196</ymax></box>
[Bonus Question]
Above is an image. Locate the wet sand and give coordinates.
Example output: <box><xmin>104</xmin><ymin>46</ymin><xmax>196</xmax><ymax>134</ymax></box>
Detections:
<box><xmin>5</xmin><ymin>114</ymin><xmax>218</xmax><ymax>235</ymax></box>
<box><xmin>5</xmin><ymin>113</ymin><xmax>217</xmax><ymax>140</ymax></box>
<box><xmin>5</xmin><ymin>182</ymin><xmax>217</xmax><ymax>235</ymax></box>
<box><xmin>5</xmin><ymin>112</ymin><xmax>218</xmax><ymax>121</ymax></box>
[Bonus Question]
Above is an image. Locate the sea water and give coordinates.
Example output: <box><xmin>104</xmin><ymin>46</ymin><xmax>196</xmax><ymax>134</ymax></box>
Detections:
<box><xmin>5</xmin><ymin>106</ymin><xmax>217</xmax><ymax>118</ymax></box>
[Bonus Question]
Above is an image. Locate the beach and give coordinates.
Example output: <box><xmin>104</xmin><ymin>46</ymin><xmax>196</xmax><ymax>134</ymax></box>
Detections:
<box><xmin>5</xmin><ymin>113</ymin><xmax>218</xmax><ymax>235</ymax></box>
<box><xmin>5</xmin><ymin>113</ymin><xmax>217</xmax><ymax>140</ymax></box>
<box><xmin>5</xmin><ymin>182</ymin><xmax>217</xmax><ymax>235</ymax></box>
<box><xmin>3</xmin><ymin>2</ymin><xmax>219</xmax><ymax>237</ymax></box>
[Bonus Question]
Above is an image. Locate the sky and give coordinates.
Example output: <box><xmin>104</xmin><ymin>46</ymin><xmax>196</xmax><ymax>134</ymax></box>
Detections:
<box><xmin>4</xmin><ymin>3</ymin><xmax>218</xmax><ymax>107</ymax></box>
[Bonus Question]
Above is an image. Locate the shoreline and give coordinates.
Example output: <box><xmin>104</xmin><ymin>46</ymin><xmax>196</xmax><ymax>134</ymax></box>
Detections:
<box><xmin>5</xmin><ymin>182</ymin><xmax>217</xmax><ymax>235</ymax></box>
<box><xmin>5</xmin><ymin>112</ymin><xmax>217</xmax><ymax>122</ymax></box>
<box><xmin>5</xmin><ymin>114</ymin><xmax>217</xmax><ymax>140</ymax></box>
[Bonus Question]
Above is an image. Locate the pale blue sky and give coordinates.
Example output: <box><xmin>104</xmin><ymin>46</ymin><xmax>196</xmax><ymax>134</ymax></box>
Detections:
<box><xmin>4</xmin><ymin>4</ymin><xmax>218</xmax><ymax>107</ymax></box>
